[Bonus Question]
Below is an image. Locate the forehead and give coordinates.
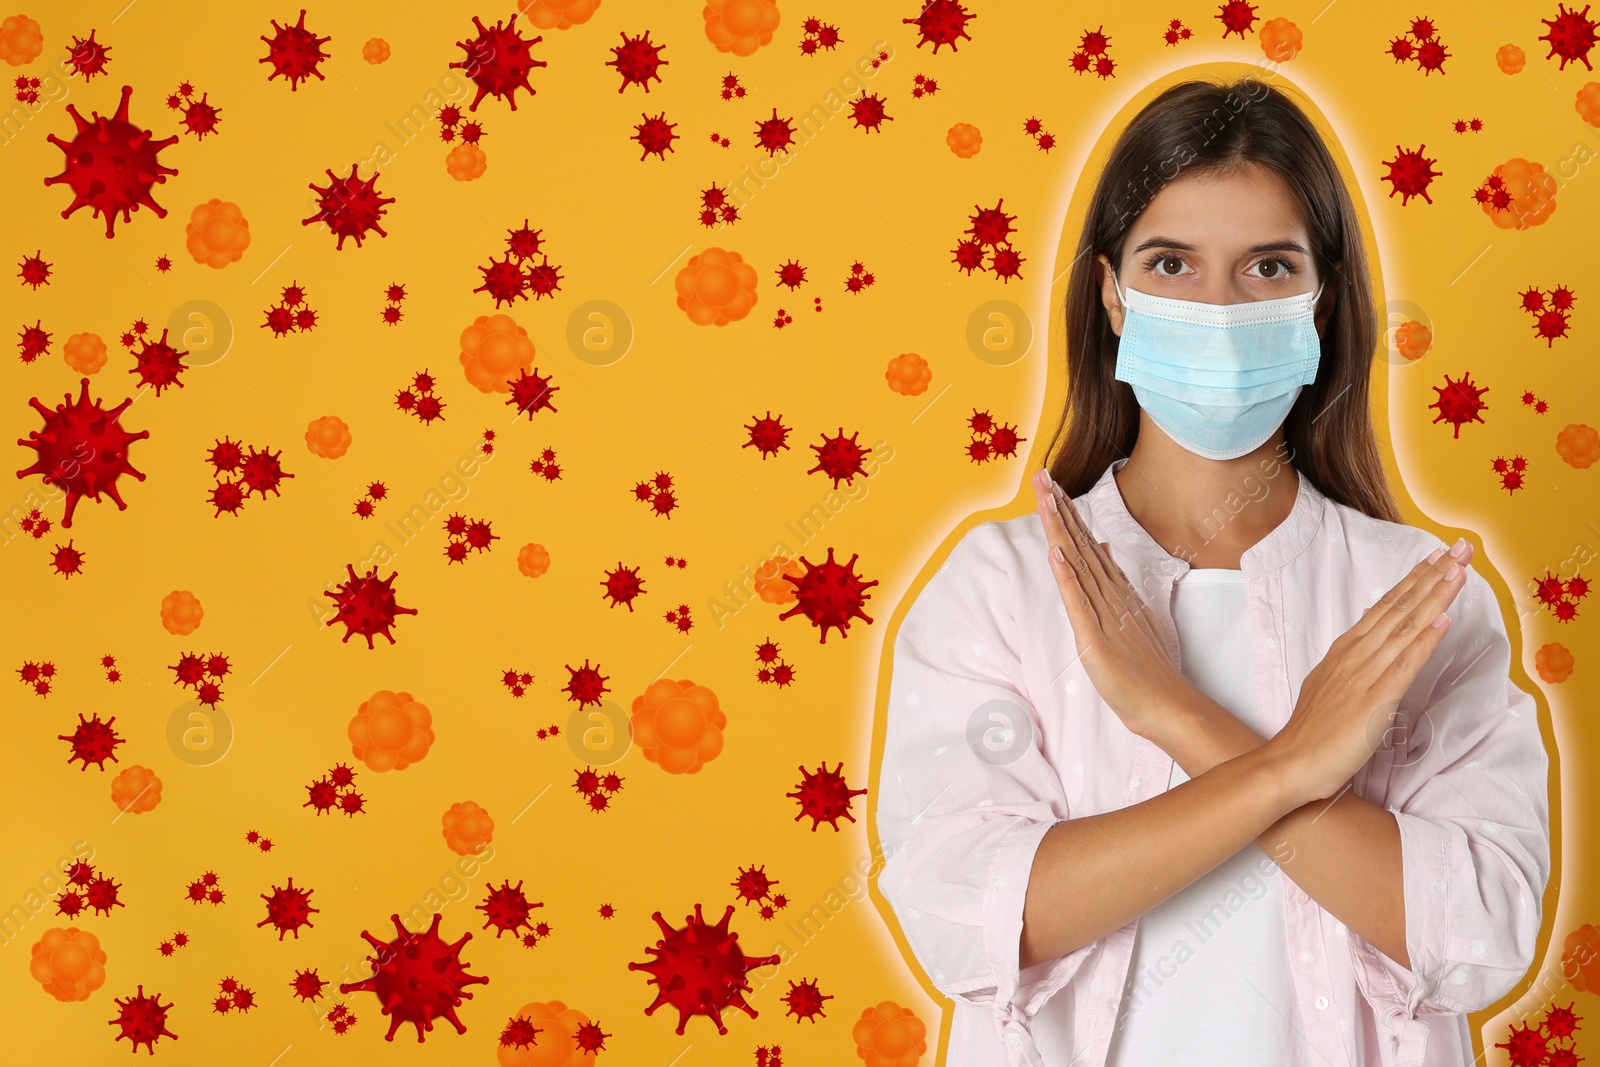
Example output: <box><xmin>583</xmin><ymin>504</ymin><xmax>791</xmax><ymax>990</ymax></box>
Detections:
<box><xmin>1128</xmin><ymin>162</ymin><xmax>1308</xmax><ymax>245</ymax></box>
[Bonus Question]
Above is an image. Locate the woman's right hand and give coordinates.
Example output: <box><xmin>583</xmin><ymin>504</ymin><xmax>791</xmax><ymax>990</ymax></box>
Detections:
<box><xmin>1269</xmin><ymin>538</ymin><xmax>1475</xmax><ymax>804</ymax></box>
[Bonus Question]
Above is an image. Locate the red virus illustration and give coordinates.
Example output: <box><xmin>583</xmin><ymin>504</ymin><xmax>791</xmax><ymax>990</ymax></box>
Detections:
<box><xmin>475</xmin><ymin>254</ymin><xmax>529</xmax><ymax>306</ymax></box>
<box><xmin>501</xmin><ymin>1014</ymin><xmax>543</xmax><ymax>1049</ymax></box>
<box><xmin>18</xmin><ymin>250</ymin><xmax>50</xmax><ymax>288</ymax></box>
<box><xmin>573</xmin><ymin>764</ymin><xmax>626</xmax><ymax>813</ymax></box>
<box><xmin>260</xmin><ymin>9</ymin><xmax>330</xmax><ymax>90</ymax></box>
<box><xmin>478</xmin><ymin>880</ymin><xmax>544</xmax><ymax>938</ymax></box>
<box><xmin>108</xmin><ymin>986</ymin><xmax>177</xmax><ymax>1054</ymax></box>
<box><xmin>628</xmin><ymin>903</ymin><xmax>782</xmax><ymax>1034</ymax></box>
<box><xmin>1384</xmin><ymin>16</ymin><xmax>1451</xmax><ymax>74</ymax></box>
<box><xmin>755</xmin><ymin>637</ymin><xmax>798</xmax><ymax>687</ymax></box>
<box><xmin>720</xmin><ymin>72</ymin><xmax>747</xmax><ymax>99</ymax></box>
<box><xmin>1163</xmin><ymin>18</ymin><xmax>1195</xmax><ymax>45</ymax></box>
<box><xmin>632</xmin><ymin>470</ymin><xmax>679</xmax><ymax>518</ymax></box>
<box><xmin>258</xmin><ymin>877</ymin><xmax>318</xmax><ymax>940</ymax></box>
<box><xmin>324</xmin><ymin>563</ymin><xmax>418</xmax><ymax>648</ymax></box>
<box><xmin>170</xmin><ymin>651</ymin><xmax>230</xmax><ymax>707</ymax></box>
<box><xmin>744</xmin><ymin>411</ymin><xmax>792</xmax><ymax>458</ymax></box>
<box><xmin>844</xmin><ymin>259</ymin><xmax>876</xmax><ymax>292</ymax></box>
<box><xmin>609</xmin><ymin>30</ymin><xmax>668</xmax><ymax>92</ymax></box>
<box><xmin>44</xmin><ymin>84</ymin><xmax>179</xmax><ymax>238</ymax></box>
<box><xmin>1521</xmin><ymin>389</ymin><xmax>1550</xmax><ymax>414</ymax></box>
<box><xmin>291</xmin><ymin>968</ymin><xmax>328</xmax><ymax>1001</ymax></box>
<box><xmin>849</xmin><ymin>92</ymin><xmax>892</xmax><ymax>132</ymax></box>
<box><xmin>1539</xmin><ymin>3</ymin><xmax>1598</xmax><ymax>71</ymax></box>
<box><xmin>1381</xmin><ymin>144</ymin><xmax>1441</xmax><ymax>205</ymax></box>
<box><xmin>1069</xmin><ymin>23</ymin><xmax>1116</xmax><ymax>78</ymax></box>
<box><xmin>782</xmin><ymin>977</ymin><xmax>833</xmax><ymax>1022</ymax></box>
<box><xmin>339</xmin><ymin>913</ymin><xmax>488</xmax><ymax>1042</ymax></box>
<box><xmin>563</xmin><ymin>658</ymin><xmax>611</xmax><ymax>708</ymax></box>
<box><xmin>506</xmin><ymin>366</ymin><xmax>560</xmax><ymax>419</ymax></box>
<box><xmin>129</xmin><ymin>328</ymin><xmax>188</xmax><ymax>395</ymax></box>
<box><xmin>262</xmin><ymin>279</ymin><xmax>317</xmax><ymax>337</ymax></box>
<box><xmin>396</xmin><ymin>368</ymin><xmax>446</xmax><ymax>424</ymax></box>
<box><xmin>912</xmin><ymin>72</ymin><xmax>942</xmax><ymax>96</ymax></box>
<box><xmin>1215</xmin><ymin>0</ymin><xmax>1260</xmax><ymax>38</ymax></box>
<box><xmin>303</xmin><ymin>164</ymin><xmax>393</xmax><ymax>249</ymax></box>
<box><xmin>904</xmin><ymin>0</ymin><xmax>976</xmax><ymax>52</ymax></box>
<box><xmin>786</xmin><ymin>760</ymin><xmax>868</xmax><ymax>830</ymax></box>
<box><xmin>1517</xmin><ymin>284</ymin><xmax>1578</xmax><ymax>346</ymax></box>
<box><xmin>800</xmin><ymin>17</ymin><xmax>842</xmax><ymax>54</ymax></box>
<box><xmin>778</xmin><ymin>548</ymin><xmax>878</xmax><ymax>642</ymax></box>
<box><xmin>732</xmin><ymin>864</ymin><xmax>779</xmax><ymax>907</ymax></box>
<box><xmin>85</xmin><ymin>872</ymin><xmax>124</xmax><ymax>915</ymax></box>
<box><xmin>66</xmin><ymin>29</ymin><xmax>113</xmax><ymax>80</ymax></box>
<box><xmin>1428</xmin><ymin>370</ymin><xmax>1489</xmax><ymax>438</ymax></box>
<box><xmin>18</xmin><ymin>380</ymin><xmax>148</xmax><ymax>528</ymax></box>
<box><xmin>601</xmin><ymin>562</ymin><xmax>646</xmax><ymax>610</ymax></box>
<box><xmin>955</xmin><ymin>199</ymin><xmax>1026</xmax><ymax>281</ymax></box>
<box><xmin>754</xmin><ymin>108</ymin><xmax>796</xmax><ymax>155</ymax></box>
<box><xmin>50</xmin><ymin>539</ymin><xmax>85</xmax><ymax>579</ymax></box>
<box><xmin>573</xmin><ymin>1020</ymin><xmax>611</xmax><ymax>1051</ymax></box>
<box><xmin>451</xmin><ymin>14</ymin><xmax>547</xmax><ymax>112</ymax></box>
<box><xmin>807</xmin><ymin>426</ymin><xmax>869</xmax><ymax>488</ymax></box>
<box><xmin>499</xmin><ymin>668</ymin><xmax>535</xmax><ymax>697</ymax></box>
<box><xmin>1451</xmin><ymin>116</ymin><xmax>1485</xmax><ymax>134</ymax></box>
<box><xmin>775</xmin><ymin>260</ymin><xmax>807</xmax><ymax>289</ymax></box>
<box><xmin>180</xmin><ymin>92</ymin><xmax>222</xmax><ymax>138</ymax></box>
<box><xmin>1491</xmin><ymin>454</ymin><xmax>1529</xmax><ymax>494</ymax></box>
<box><xmin>184</xmin><ymin>871</ymin><xmax>224</xmax><ymax>905</ymax></box>
<box><xmin>967</xmin><ymin>408</ymin><xmax>1028</xmax><ymax>462</ymax></box>
<box><xmin>18</xmin><ymin>319</ymin><xmax>50</xmax><ymax>363</ymax></box>
<box><xmin>634</xmin><ymin>111</ymin><xmax>680</xmax><ymax>159</ymax></box>
<box><xmin>18</xmin><ymin>658</ymin><xmax>56</xmax><ymax>696</ymax></box>
<box><xmin>1531</xmin><ymin>569</ymin><xmax>1588</xmax><ymax>623</ymax></box>
<box><xmin>442</xmin><ymin>513</ymin><xmax>497</xmax><ymax>563</ymax></box>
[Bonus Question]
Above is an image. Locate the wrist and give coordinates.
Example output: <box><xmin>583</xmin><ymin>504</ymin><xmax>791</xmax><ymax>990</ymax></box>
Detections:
<box><xmin>1255</xmin><ymin>734</ymin><xmax>1315</xmax><ymax>811</ymax></box>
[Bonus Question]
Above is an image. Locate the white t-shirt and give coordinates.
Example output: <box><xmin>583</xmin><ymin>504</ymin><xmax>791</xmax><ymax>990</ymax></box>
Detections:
<box><xmin>1033</xmin><ymin>567</ymin><xmax>1314</xmax><ymax>1066</ymax></box>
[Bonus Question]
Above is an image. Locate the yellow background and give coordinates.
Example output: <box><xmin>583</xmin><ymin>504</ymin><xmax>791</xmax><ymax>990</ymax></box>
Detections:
<box><xmin>0</xmin><ymin>2</ymin><xmax>1593</xmax><ymax>1065</ymax></box>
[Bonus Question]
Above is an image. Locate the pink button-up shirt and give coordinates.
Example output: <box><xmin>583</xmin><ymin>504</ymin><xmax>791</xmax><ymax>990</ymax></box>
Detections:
<box><xmin>874</xmin><ymin>456</ymin><xmax>1551</xmax><ymax>1067</ymax></box>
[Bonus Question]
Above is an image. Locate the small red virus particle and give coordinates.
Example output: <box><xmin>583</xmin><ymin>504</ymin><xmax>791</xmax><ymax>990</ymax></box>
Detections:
<box><xmin>57</xmin><ymin>891</ymin><xmax>87</xmax><ymax>916</ymax></box>
<box><xmin>18</xmin><ymin>251</ymin><xmax>51</xmax><ymax>288</ymax></box>
<box><xmin>1540</xmin><ymin>2</ymin><xmax>1598</xmax><ymax>70</ymax></box>
<box><xmin>782</xmin><ymin>977</ymin><xmax>833</xmax><ymax>1022</ymax></box>
<box><xmin>478</xmin><ymin>880</ymin><xmax>544</xmax><ymax>938</ymax></box>
<box><xmin>108</xmin><ymin>985</ymin><xmax>178</xmax><ymax>1054</ymax></box>
<box><xmin>776</xmin><ymin>260</ymin><xmax>807</xmax><ymax>289</ymax></box>
<box><xmin>66</xmin><ymin>29</ymin><xmax>112</xmax><ymax>80</ymax></box>
<box><xmin>381</xmin><ymin>304</ymin><xmax>403</xmax><ymax>325</ymax></box>
<box><xmin>601</xmin><ymin>562</ymin><xmax>646</xmax><ymax>610</ymax></box>
<box><xmin>324</xmin><ymin>563</ymin><xmax>418</xmax><ymax>648</ymax></box>
<box><xmin>1543</xmin><ymin>1000</ymin><xmax>1581</xmax><ymax>1038</ymax></box>
<box><xmin>172</xmin><ymin>931</ymin><xmax>189</xmax><ymax>947</ymax></box>
<box><xmin>208</xmin><ymin>480</ymin><xmax>245</xmax><ymax>517</ymax></box>
<box><xmin>45</xmin><ymin>85</ymin><xmax>179</xmax><ymax>238</ymax></box>
<box><xmin>452</xmin><ymin>13</ymin><xmax>547</xmax><ymax>112</ymax></box>
<box><xmin>329</xmin><ymin>762</ymin><xmax>356</xmax><ymax>788</ymax></box>
<box><xmin>501</xmin><ymin>1014</ymin><xmax>543</xmax><ymax>1048</ymax></box>
<box><xmin>807</xmin><ymin>426</ymin><xmax>870</xmax><ymax>488</ymax></box>
<box><xmin>904</xmin><ymin>0</ymin><xmax>976</xmax><ymax>52</ymax></box>
<box><xmin>634</xmin><ymin>111</ymin><xmax>680</xmax><ymax>159</ymax></box>
<box><xmin>181</xmin><ymin>93</ymin><xmax>222</xmax><ymax>138</ymax></box>
<box><xmin>260</xmin><ymin>9</ymin><xmax>331</xmax><ymax>90</ymax></box>
<box><xmin>563</xmin><ymin>658</ymin><xmax>611</xmax><ymax>708</ymax></box>
<box><xmin>291</xmin><ymin>968</ymin><xmax>328</xmax><ymax>1001</ymax></box>
<box><xmin>86</xmin><ymin>873</ymin><xmax>124</xmax><ymax>915</ymax></box>
<box><xmin>732</xmin><ymin>864</ymin><xmax>778</xmax><ymax>905</ymax></box>
<box><xmin>850</xmin><ymin>92</ymin><xmax>892</xmax><ymax>132</ymax></box>
<box><xmin>158</xmin><ymin>940</ymin><xmax>175</xmax><ymax>957</ymax></box>
<box><xmin>304</xmin><ymin>775</ymin><xmax>339</xmax><ymax>814</ymax></box>
<box><xmin>340</xmin><ymin>913</ymin><xmax>488</xmax><ymax>1042</ymax></box>
<box><xmin>754</xmin><ymin>107</ymin><xmax>797</xmax><ymax>155</ymax></box>
<box><xmin>787</xmin><ymin>760</ymin><xmax>869</xmax><ymax>830</ymax></box>
<box><xmin>778</xmin><ymin>548</ymin><xmax>878</xmax><ymax>642</ymax></box>
<box><xmin>1215</xmin><ymin>0</ymin><xmax>1260</xmax><ymax>38</ymax></box>
<box><xmin>744</xmin><ymin>411</ymin><xmax>792</xmax><ymax>458</ymax></box>
<box><xmin>230</xmin><ymin>985</ymin><xmax>257</xmax><ymax>1011</ymax></box>
<box><xmin>51</xmin><ymin>539</ymin><xmax>85</xmax><ymax>579</ymax></box>
<box><xmin>238</xmin><ymin>444</ymin><xmax>293</xmax><ymax>497</ymax></box>
<box><xmin>574</xmin><ymin>1020</ymin><xmax>612</xmax><ymax>1051</ymax></box>
<box><xmin>207</xmin><ymin>436</ymin><xmax>244</xmax><ymax>472</ymax></box>
<box><xmin>628</xmin><ymin>903</ymin><xmax>782</xmax><ymax>1034</ymax></box>
<box><xmin>129</xmin><ymin>327</ymin><xmax>189</xmax><ymax>395</ymax></box>
<box><xmin>609</xmin><ymin>30</ymin><xmax>668</xmax><ymax>92</ymax></box>
<box><xmin>259</xmin><ymin>876</ymin><xmax>318</xmax><ymax>940</ymax></box>
<box><xmin>1496</xmin><ymin>1020</ymin><xmax>1550</xmax><ymax>1066</ymax></box>
<box><xmin>1428</xmin><ymin>370</ymin><xmax>1489</xmax><ymax>438</ymax></box>
<box><xmin>304</xmin><ymin>164</ymin><xmax>393</xmax><ymax>249</ymax></box>
<box><xmin>60</xmin><ymin>712</ymin><xmax>124</xmax><ymax>771</ymax></box>
<box><xmin>18</xmin><ymin>319</ymin><xmax>50</xmax><ymax>363</ymax></box>
<box><xmin>475</xmin><ymin>253</ymin><xmax>529</xmax><ymax>307</ymax></box>
<box><xmin>1381</xmin><ymin>144</ymin><xmax>1441</xmax><ymax>206</ymax></box>
<box><xmin>458</xmin><ymin>120</ymin><xmax>484</xmax><ymax>144</ymax></box>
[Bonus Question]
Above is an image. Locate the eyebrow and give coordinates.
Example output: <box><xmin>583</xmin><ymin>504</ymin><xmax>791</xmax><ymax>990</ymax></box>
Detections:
<box><xmin>1130</xmin><ymin>236</ymin><xmax>1309</xmax><ymax>256</ymax></box>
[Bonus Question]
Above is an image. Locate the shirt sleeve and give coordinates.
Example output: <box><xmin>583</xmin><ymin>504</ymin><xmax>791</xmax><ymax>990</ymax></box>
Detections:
<box><xmin>1347</xmin><ymin>560</ymin><xmax>1552</xmax><ymax>1050</ymax></box>
<box><xmin>874</xmin><ymin>522</ymin><xmax>1099</xmax><ymax>1059</ymax></box>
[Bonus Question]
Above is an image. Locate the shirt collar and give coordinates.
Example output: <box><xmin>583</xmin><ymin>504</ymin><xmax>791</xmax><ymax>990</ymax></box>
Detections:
<box><xmin>1083</xmin><ymin>455</ymin><xmax>1327</xmax><ymax>578</ymax></box>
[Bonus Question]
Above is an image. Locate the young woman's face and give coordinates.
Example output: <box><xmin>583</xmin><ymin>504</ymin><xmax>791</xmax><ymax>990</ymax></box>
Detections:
<box><xmin>1096</xmin><ymin>161</ymin><xmax>1340</xmax><ymax>339</ymax></box>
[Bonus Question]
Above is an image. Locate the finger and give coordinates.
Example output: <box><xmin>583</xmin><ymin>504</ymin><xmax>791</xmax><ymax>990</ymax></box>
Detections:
<box><xmin>1035</xmin><ymin>483</ymin><xmax>1111</xmax><ymax>618</ymax></box>
<box><xmin>1362</xmin><ymin>542</ymin><xmax>1475</xmax><ymax>658</ymax></box>
<box><xmin>1052</xmin><ymin>481</ymin><xmax>1159</xmax><ymax>639</ymax></box>
<box><xmin>1047</xmin><ymin>480</ymin><xmax>1124</xmax><ymax>610</ymax></box>
<box><xmin>1349</xmin><ymin>539</ymin><xmax>1471</xmax><ymax>642</ymax></box>
<box><xmin>1043</xmin><ymin>519</ymin><xmax>1102</xmax><ymax>648</ymax></box>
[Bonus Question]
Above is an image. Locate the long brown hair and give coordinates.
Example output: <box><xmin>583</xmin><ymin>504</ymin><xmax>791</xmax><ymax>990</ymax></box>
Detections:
<box><xmin>1043</xmin><ymin>75</ymin><xmax>1401</xmax><ymax>523</ymax></box>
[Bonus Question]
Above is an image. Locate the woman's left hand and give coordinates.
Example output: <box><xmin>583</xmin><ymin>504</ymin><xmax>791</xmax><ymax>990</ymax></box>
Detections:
<box><xmin>1031</xmin><ymin>467</ymin><xmax>1196</xmax><ymax>742</ymax></box>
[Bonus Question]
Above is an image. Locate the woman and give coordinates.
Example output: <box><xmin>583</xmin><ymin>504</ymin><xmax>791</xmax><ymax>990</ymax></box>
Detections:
<box><xmin>872</xmin><ymin>75</ymin><xmax>1551</xmax><ymax>1067</ymax></box>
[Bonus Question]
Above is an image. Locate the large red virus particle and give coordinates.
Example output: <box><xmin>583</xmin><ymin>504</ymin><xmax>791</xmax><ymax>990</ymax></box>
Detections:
<box><xmin>18</xmin><ymin>378</ymin><xmax>149</xmax><ymax>528</ymax></box>
<box><xmin>601</xmin><ymin>563</ymin><xmax>646</xmax><ymax>610</ymax></box>
<box><xmin>108</xmin><ymin>985</ymin><xmax>177</xmax><ymax>1054</ymax></box>
<box><xmin>1215</xmin><ymin>0</ymin><xmax>1260</xmax><ymax>38</ymax></box>
<box><xmin>628</xmin><ymin>903</ymin><xmax>781</xmax><ymax>1034</ymax></box>
<box><xmin>634</xmin><ymin>111</ymin><xmax>680</xmax><ymax>159</ymax></box>
<box><xmin>1429</xmin><ymin>370</ymin><xmax>1489</xmax><ymax>438</ymax></box>
<box><xmin>609</xmin><ymin>30</ymin><xmax>668</xmax><ymax>92</ymax></box>
<box><xmin>904</xmin><ymin>0</ymin><xmax>976</xmax><ymax>52</ymax></box>
<box><xmin>777</xmin><ymin>547</ymin><xmax>878</xmax><ymax>642</ymax></box>
<box><xmin>478</xmin><ymin>880</ymin><xmax>544</xmax><ymax>938</ymax></box>
<box><xmin>451</xmin><ymin>14</ymin><xmax>546</xmax><ymax>112</ymax></box>
<box><xmin>258</xmin><ymin>877</ymin><xmax>318</xmax><ymax>939</ymax></box>
<box><xmin>743</xmin><ymin>411</ymin><xmax>792</xmax><ymax>459</ymax></box>
<box><xmin>807</xmin><ymin>426</ymin><xmax>870</xmax><ymax>488</ymax></box>
<box><xmin>66</xmin><ymin>30</ymin><xmax>113</xmax><ymax>80</ymax></box>
<box><xmin>1540</xmin><ymin>3</ymin><xmax>1598</xmax><ymax>71</ymax></box>
<box><xmin>340</xmin><ymin>913</ymin><xmax>488</xmax><ymax>1042</ymax></box>
<box><xmin>754</xmin><ymin>107</ymin><xmax>796</xmax><ymax>155</ymax></box>
<box><xmin>506</xmin><ymin>366</ymin><xmax>560</xmax><ymax>418</ymax></box>
<box><xmin>786</xmin><ymin>760</ymin><xmax>868</xmax><ymax>831</ymax></box>
<box><xmin>129</xmin><ymin>327</ymin><xmax>188</xmax><ymax>395</ymax></box>
<box><xmin>563</xmin><ymin>658</ymin><xmax>611</xmax><ymax>708</ymax></box>
<box><xmin>1381</xmin><ymin>144</ymin><xmax>1440</xmax><ymax>206</ymax></box>
<box><xmin>180</xmin><ymin>92</ymin><xmax>222</xmax><ymax>138</ymax></box>
<box><xmin>260</xmin><ymin>9</ymin><xmax>331</xmax><ymax>90</ymax></box>
<box><xmin>324</xmin><ymin>563</ymin><xmax>418</xmax><ymax>648</ymax></box>
<box><xmin>303</xmin><ymin>164</ymin><xmax>393</xmax><ymax>249</ymax></box>
<box><xmin>782</xmin><ymin>977</ymin><xmax>833</xmax><ymax>1022</ymax></box>
<box><xmin>44</xmin><ymin>84</ymin><xmax>179</xmax><ymax>238</ymax></box>
<box><xmin>475</xmin><ymin>254</ymin><xmax>529</xmax><ymax>307</ymax></box>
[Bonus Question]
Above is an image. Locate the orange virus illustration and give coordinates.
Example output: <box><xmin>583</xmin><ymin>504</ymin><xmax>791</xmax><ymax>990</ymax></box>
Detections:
<box><xmin>348</xmin><ymin>689</ymin><xmax>435</xmax><ymax>771</ymax></box>
<box><xmin>630</xmin><ymin>678</ymin><xmax>727</xmax><ymax>773</ymax></box>
<box><xmin>30</xmin><ymin>927</ymin><xmax>107</xmax><ymax>1001</ymax></box>
<box><xmin>675</xmin><ymin>246</ymin><xmax>759</xmax><ymax>325</ymax></box>
<box><xmin>853</xmin><ymin>1001</ymin><xmax>927</xmax><ymax>1066</ymax></box>
<box><xmin>703</xmin><ymin>0</ymin><xmax>781</xmax><ymax>56</ymax></box>
<box><xmin>442</xmin><ymin>800</ymin><xmax>495</xmax><ymax>855</ymax></box>
<box><xmin>185</xmin><ymin>198</ymin><xmax>251</xmax><ymax>268</ymax></box>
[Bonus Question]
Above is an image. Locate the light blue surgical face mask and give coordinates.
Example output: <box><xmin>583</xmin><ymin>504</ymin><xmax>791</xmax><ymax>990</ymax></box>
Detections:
<box><xmin>1111</xmin><ymin>269</ymin><xmax>1326</xmax><ymax>460</ymax></box>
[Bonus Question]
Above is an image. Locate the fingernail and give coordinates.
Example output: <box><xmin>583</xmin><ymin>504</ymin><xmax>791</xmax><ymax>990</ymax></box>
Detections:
<box><xmin>1444</xmin><ymin>561</ymin><xmax>1461</xmax><ymax>580</ymax></box>
<box><xmin>1426</xmin><ymin>546</ymin><xmax>1446</xmax><ymax>565</ymax></box>
<box><xmin>1449</xmin><ymin>537</ymin><xmax>1468</xmax><ymax>559</ymax></box>
<box><xmin>1431</xmin><ymin>612</ymin><xmax>1449</xmax><ymax>629</ymax></box>
<box><xmin>1034</xmin><ymin>468</ymin><xmax>1049</xmax><ymax>490</ymax></box>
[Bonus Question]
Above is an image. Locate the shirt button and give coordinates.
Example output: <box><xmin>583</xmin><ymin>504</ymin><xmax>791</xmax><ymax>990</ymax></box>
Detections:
<box><xmin>1008</xmin><ymin>1032</ymin><xmax>1022</xmax><ymax>1045</ymax></box>
<box><xmin>1470</xmin><ymin>939</ymin><xmax>1487</xmax><ymax>956</ymax></box>
<box><xmin>1433</xmin><ymin>879</ymin><xmax>1448</xmax><ymax>895</ymax></box>
<box><xmin>1264</xmin><ymin>635</ymin><xmax>1277</xmax><ymax>648</ymax></box>
<box><xmin>1130</xmin><ymin>776</ymin><xmax>1141</xmax><ymax>789</ymax></box>
<box><xmin>1300</xmin><ymin>950</ymin><xmax>1317</xmax><ymax>964</ymax></box>
<box><xmin>1091</xmin><ymin>978</ymin><xmax>1104</xmax><ymax>995</ymax></box>
<box><xmin>1315</xmin><ymin>995</ymin><xmax>1329</xmax><ymax>1010</ymax></box>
